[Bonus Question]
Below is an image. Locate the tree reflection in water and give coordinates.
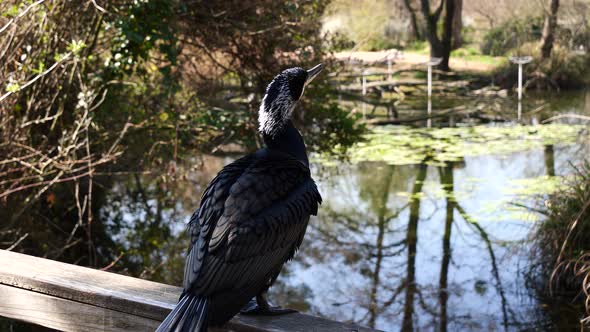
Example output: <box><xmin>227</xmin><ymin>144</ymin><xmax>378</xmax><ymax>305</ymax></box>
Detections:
<box><xmin>291</xmin><ymin>158</ymin><xmax>530</xmax><ymax>331</ymax></box>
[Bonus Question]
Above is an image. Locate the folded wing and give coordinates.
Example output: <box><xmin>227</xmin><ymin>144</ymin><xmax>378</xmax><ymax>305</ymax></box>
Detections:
<box><xmin>183</xmin><ymin>151</ymin><xmax>322</xmax><ymax>296</ymax></box>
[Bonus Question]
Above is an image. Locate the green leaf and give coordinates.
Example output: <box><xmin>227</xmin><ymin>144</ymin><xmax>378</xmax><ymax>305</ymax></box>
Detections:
<box><xmin>6</xmin><ymin>83</ymin><xmax>20</xmax><ymax>93</ymax></box>
<box><xmin>67</xmin><ymin>40</ymin><xmax>87</xmax><ymax>54</ymax></box>
<box><xmin>3</xmin><ymin>5</ymin><xmax>19</xmax><ymax>18</ymax></box>
<box><xmin>31</xmin><ymin>61</ymin><xmax>46</xmax><ymax>74</ymax></box>
<box><xmin>54</xmin><ymin>53</ymin><xmax>66</xmax><ymax>62</ymax></box>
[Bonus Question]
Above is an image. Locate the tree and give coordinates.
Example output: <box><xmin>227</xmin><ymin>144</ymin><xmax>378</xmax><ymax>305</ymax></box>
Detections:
<box><xmin>402</xmin><ymin>0</ymin><xmax>422</xmax><ymax>41</ymax></box>
<box><xmin>0</xmin><ymin>0</ymin><xmax>363</xmax><ymax>264</ymax></box>
<box><xmin>452</xmin><ymin>0</ymin><xmax>463</xmax><ymax>49</ymax></box>
<box><xmin>419</xmin><ymin>0</ymin><xmax>457</xmax><ymax>71</ymax></box>
<box><xmin>540</xmin><ymin>0</ymin><xmax>560</xmax><ymax>59</ymax></box>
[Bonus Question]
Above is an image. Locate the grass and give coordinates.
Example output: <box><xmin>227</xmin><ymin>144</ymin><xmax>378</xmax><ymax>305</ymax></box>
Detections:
<box><xmin>531</xmin><ymin>161</ymin><xmax>590</xmax><ymax>327</ymax></box>
<box><xmin>405</xmin><ymin>43</ymin><xmax>506</xmax><ymax>68</ymax></box>
<box><xmin>405</xmin><ymin>40</ymin><xmax>429</xmax><ymax>54</ymax></box>
<box><xmin>451</xmin><ymin>47</ymin><xmax>506</xmax><ymax>66</ymax></box>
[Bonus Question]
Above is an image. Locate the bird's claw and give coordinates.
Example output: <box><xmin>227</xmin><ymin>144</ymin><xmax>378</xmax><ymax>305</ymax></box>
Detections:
<box><xmin>240</xmin><ymin>297</ymin><xmax>297</xmax><ymax>316</ymax></box>
<box><xmin>241</xmin><ymin>305</ymin><xmax>297</xmax><ymax>315</ymax></box>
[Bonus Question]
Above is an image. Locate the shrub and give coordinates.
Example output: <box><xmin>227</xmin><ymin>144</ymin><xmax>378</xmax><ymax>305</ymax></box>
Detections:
<box><xmin>531</xmin><ymin>162</ymin><xmax>590</xmax><ymax>327</ymax></box>
<box><xmin>492</xmin><ymin>42</ymin><xmax>590</xmax><ymax>89</ymax></box>
<box><xmin>481</xmin><ymin>17</ymin><xmax>544</xmax><ymax>56</ymax></box>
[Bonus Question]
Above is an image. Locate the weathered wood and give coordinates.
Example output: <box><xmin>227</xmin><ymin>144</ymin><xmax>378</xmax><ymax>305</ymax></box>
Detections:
<box><xmin>363</xmin><ymin>105</ymin><xmax>468</xmax><ymax>125</ymax></box>
<box><xmin>0</xmin><ymin>250</ymin><xmax>378</xmax><ymax>332</ymax></box>
<box><xmin>0</xmin><ymin>284</ymin><xmax>159</xmax><ymax>332</ymax></box>
<box><xmin>339</xmin><ymin>79</ymin><xmax>423</xmax><ymax>90</ymax></box>
<box><xmin>338</xmin><ymin>79</ymin><xmax>470</xmax><ymax>92</ymax></box>
<box><xmin>329</xmin><ymin>68</ymin><xmax>458</xmax><ymax>79</ymax></box>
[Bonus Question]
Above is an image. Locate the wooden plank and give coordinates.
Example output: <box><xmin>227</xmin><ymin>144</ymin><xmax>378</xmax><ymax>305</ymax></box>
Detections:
<box><xmin>0</xmin><ymin>250</ymin><xmax>378</xmax><ymax>332</ymax></box>
<box><xmin>329</xmin><ymin>68</ymin><xmax>458</xmax><ymax>79</ymax></box>
<box><xmin>0</xmin><ymin>284</ymin><xmax>160</xmax><ymax>332</ymax></box>
<box><xmin>0</xmin><ymin>249</ymin><xmax>177</xmax><ymax>321</ymax></box>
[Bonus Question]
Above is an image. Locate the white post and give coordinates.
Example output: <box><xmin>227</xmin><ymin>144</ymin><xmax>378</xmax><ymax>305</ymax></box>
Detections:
<box><xmin>427</xmin><ymin>97</ymin><xmax>432</xmax><ymax>128</ymax></box>
<box><xmin>509</xmin><ymin>56</ymin><xmax>532</xmax><ymax>121</ymax></box>
<box><xmin>425</xmin><ymin>58</ymin><xmax>441</xmax><ymax>128</ymax></box>
<box><xmin>362</xmin><ymin>70</ymin><xmax>367</xmax><ymax>120</ymax></box>
<box><xmin>518</xmin><ymin>64</ymin><xmax>523</xmax><ymax>101</ymax></box>
<box><xmin>427</xmin><ymin>65</ymin><xmax>432</xmax><ymax>98</ymax></box>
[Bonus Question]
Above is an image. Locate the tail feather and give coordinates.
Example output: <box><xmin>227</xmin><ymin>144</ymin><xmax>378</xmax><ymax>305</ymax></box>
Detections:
<box><xmin>156</xmin><ymin>293</ymin><xmax>209</xmax><ymax>332</ymax></box>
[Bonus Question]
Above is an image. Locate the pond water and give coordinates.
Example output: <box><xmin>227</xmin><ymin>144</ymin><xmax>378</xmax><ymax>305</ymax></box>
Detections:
<box><xmin>3</xmin><ymin>88</ymin><xmax>590</xmax><ymax>331</ymax></box>
<box><xmin>112</xmin><ymin>93</ymin><xmax>590</xmax><ymax>331</ymax></box>
<box><xmin>109</xmin><ymin>89</ymin><xmax>588</xmax><ymax>331</ymax></box>
<box><xmin>278</xmin><ymin>89</ymin><xmax>590</xmax><ymax>331</ymax></box>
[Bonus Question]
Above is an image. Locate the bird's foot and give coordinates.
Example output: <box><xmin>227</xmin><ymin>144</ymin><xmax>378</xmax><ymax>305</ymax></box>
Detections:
<box><xmin>240</xmin><ymin>295</ymin><xmax>297</xmax><ymax>316</ymax></box>
<box><xmin>241</xmin><ymin>304</ymin><xmax>297</xmax><ymax>315</ymax></box>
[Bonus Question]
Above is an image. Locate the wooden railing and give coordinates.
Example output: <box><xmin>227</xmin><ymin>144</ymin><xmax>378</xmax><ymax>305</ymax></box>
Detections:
<box><xmin>0</xmin><ymin>250</ymin><xmax>378</xmax><ymax>332</ymax></box>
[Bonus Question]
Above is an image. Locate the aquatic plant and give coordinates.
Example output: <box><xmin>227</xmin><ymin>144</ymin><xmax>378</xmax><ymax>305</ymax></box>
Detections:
<box><xmin>317</xmin><ymin>124</ymin><xmax>589</xmax><ymax>166</ymax></box>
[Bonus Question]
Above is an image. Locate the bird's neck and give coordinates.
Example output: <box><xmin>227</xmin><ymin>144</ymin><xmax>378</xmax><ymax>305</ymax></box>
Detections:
<box><xmin>262</xmin><ymin>120</ymin><xmax>309</xmax><ymax>166</ymax></box>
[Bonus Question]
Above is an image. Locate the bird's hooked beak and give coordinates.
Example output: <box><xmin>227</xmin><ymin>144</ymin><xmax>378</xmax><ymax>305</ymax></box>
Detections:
<box><xmin>305</xmin><ymin>63</ymin><xmax>323</xmax><ymax>85</ymax></box>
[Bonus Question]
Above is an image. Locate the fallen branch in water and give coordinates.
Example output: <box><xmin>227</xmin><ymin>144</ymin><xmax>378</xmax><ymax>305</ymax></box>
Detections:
<box><xmin>329</xmin><ymin>67</ymin><xmax>459</xmax><ymax>79</ymax></box>
<box><xmin>541</xmin><ymin>113</ymin><xmax>590</xmax><ymax>123</ymax></box>
<box><xmin>363</xmin><ymin>105</ymin><xmax>471</xmax><ymax>125</ymax></box>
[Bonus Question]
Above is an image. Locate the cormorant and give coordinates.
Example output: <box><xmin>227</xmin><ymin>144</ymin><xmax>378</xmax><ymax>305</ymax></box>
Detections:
<box><xmin>156</xmin><ymin>64</ymin><xmax>324</xmax><ymax>332</ymax></box>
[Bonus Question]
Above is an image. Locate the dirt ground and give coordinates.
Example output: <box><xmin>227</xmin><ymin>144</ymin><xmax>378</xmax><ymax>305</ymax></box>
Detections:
<box><xmin>333</xmin><ymin>50</ymin><xmax>498</xmax><ymax>73</ymax></box>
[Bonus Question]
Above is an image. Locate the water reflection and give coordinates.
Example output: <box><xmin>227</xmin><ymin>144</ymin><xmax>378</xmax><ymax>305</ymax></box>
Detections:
<box><xmin>279</xmin><ymin>140</ymin><xmax>587</xmax><ymax>331</ymax></box>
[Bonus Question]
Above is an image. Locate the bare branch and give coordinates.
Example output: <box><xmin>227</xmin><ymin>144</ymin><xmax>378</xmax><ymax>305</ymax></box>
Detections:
<box><xmin>0</xmin><ymin>52</ymin><xmax>72</xmax><ymax>102</ymax></box>
<box><xmin>0</xmin><ymin>0</ymin><xmax>45</xmax><ymax>35</ymax></box>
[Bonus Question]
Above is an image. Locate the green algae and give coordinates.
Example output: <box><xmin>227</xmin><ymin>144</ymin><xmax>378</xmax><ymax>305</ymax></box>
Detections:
<box><xmin>328</xmin><ymin>124</ymin><xmax>588</xmax><ymax>166</ymax></box>
<box><xmin>504</xmin><ymin>176</ymin><xmax>566</xmax><ymax>197</ymax></box>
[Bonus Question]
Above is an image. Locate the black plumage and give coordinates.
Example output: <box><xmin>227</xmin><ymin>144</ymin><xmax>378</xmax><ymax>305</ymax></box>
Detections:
<box><xmin>156</xmin><ymin>64</ymin><xmax>324</xmax><ymax>332</ymax></box>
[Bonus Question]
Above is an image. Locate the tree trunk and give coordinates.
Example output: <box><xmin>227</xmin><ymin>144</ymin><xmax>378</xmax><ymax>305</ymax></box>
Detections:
<box><xmin>419</xmin><ymin>0</ymin><xmax>456</xmax><ymax>71</ymax></box>
<box><xmin>402</xmin><ymin>0</ymin><xmax>422</xmax><ymax>40</ymax></box>
<box><xmin>420</xmin><ymin>0</ymin><xmax>443</xmax><ymax>54</ymax></box>
<box><xmin>401</xmin><ymin>163</ymin><xmax>427</xmax><ymax>332</ymax></box>
<box><xmin>438</xmin><ymin>163</ymin><xmax>454</xmax><ymax>332</ymax></box>
<box><xmin>452</xmin><ymin>0</ymin><xmax>462</xmax><ymax>49</ymax></box>
<box><xmin>440</xmin><ymin>0</ymin><xmax>456</xmax><ymax>71</ymax></box>
<box><xmin>540</xmin><ymin>0</ymin><xmax>560</xmax><ymax>59</ymax></box>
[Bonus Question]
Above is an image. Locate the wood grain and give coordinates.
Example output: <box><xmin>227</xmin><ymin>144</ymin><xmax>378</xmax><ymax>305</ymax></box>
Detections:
<box><xmin>0</xmin><ymin>250</ymin><xmax>378</xmax><ymax>332</ymax></box>
<box><xmin>0</xmin><ymin>284</ymin><xmax>160</xmax><ymax>332</ymax></box>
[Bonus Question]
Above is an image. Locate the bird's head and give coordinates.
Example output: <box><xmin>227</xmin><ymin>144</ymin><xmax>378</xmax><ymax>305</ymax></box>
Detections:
<box><xmin>258</xmin><ymin>64</ymin><xmax>323</xmax><ymax>137</ymax></box>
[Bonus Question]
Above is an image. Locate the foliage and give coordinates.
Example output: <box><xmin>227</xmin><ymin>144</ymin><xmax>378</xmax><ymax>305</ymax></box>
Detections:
<box><xmin>483</xmin><ymin>9</ymin><xmax>590</xmax><ymax>89</ymax></box>
<box><xmin>480</xmin><ymin>16</ymin><xmax>544</xmax><ymax>56</ymax></box>
<box><xmin>323</xmin><ymin>0</ymin><xmax>406</xmax><ymax>51</ymax></box>
<box><xmin>531</xmin><ymin>161</ymin><xmax>590</xmax><ymax>326</ymax></box>
<box><xmin>493</xmin><ymin>42</ymin><xmax>590</xmax><ymax>89</ymax></box>
<box><xmin>298</xmin><ymin>84</ymin><xmax>365</xmax><ymax>155</ymax></box>
<box><xmin>0</xmin><ymin>0</ymin><xmax>363</xmax><ymax>273</ymax></box>
<box><xmin>405</xmin><ymin>40</ymin><xmax>430</xmax><ymax>53</ymax></box>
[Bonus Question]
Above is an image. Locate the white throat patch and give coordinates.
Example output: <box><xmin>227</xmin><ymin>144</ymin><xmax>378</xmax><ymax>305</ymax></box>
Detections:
<box><xmin>258</xmin><ymin>83</ymin><xmax>294</xmax><ymax>137</ymax></box>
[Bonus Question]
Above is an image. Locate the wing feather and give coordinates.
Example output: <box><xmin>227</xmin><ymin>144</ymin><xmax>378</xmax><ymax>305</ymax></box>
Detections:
<box><xmin>184</xmin><ymin>150</ymin><xmax>322</xmax><ymax>298</ymax></box>
<box><xmin>183</xmin><ymin>155</ymin><xmax>254</xmax><ymax>289</ymax></box>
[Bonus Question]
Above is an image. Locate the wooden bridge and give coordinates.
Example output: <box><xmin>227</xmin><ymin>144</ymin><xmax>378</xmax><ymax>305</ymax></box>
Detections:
<box><xmin>0</xmin><ymin>250</ymin><xmax>378</xmax><ymax>332</ymax></box>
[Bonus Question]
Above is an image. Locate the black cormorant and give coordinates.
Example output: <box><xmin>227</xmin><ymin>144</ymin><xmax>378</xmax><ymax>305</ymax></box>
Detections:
<box><xmin>156</xmin><ymin>64</ymin><xmax>324</xmax><ymax>332</ymax></box>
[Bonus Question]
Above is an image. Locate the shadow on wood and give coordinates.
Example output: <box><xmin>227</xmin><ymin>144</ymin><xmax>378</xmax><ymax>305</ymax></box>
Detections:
<box><xmin>0</xmin><ymin>250</ymin><xmax>379</xmax><ymax>332</ymax></box>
